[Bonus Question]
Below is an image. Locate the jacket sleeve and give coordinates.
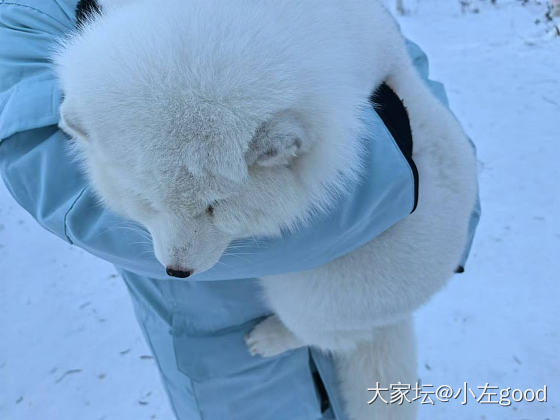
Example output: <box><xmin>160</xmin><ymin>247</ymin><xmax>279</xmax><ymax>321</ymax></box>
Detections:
<box><xmin>0</xmin><ymin>0</ymin><xmax>477</xmax><ymax>281</ymax></box>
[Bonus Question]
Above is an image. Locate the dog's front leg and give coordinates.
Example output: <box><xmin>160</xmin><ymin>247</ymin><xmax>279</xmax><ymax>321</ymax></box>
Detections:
<box><xmin>245</xmin><ymin>315</ymin><xmax>304</xmax><ymax>357</ymax></box>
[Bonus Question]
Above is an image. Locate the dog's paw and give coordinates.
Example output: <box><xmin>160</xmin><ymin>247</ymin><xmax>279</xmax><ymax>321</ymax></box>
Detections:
<box><xmin>244</xmin><ymin>315</ymin><xmax>303</xmax><ymax>357</ymax></box>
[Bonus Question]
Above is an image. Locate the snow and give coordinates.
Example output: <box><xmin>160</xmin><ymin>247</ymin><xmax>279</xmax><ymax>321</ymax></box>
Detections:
<box><xmin>1</xmin><ymin>1</ymin><xmax>559</xmax><ymax>419</ymax></box>
<box><xmin>0</xmin><ymin>209</ymin><xmax>174</xmax><ymax>418</ymax></box>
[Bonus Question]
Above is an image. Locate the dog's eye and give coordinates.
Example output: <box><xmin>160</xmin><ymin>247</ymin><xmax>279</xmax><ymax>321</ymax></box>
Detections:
<box><xmin>206</xmin><ymin>205</ymin><xmax>215</xmax><ymax>216</ymax></box>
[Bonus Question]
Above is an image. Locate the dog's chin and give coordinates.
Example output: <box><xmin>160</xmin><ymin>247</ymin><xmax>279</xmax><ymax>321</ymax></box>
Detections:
<box><xmin>152</xmin><ymin>242</ymin><xmax>229</xmax><ymax>278</ymax></box>
<box><xmin>188</xmin><ymin>257</ymin><xmax>223</xmax><ymax>277</ymax></box>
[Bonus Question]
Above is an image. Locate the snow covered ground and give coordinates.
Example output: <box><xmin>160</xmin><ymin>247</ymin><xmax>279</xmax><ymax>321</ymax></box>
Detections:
<box><xmin>1</xmin><ymin>1</ymin><xmax>559</xmax><ymax>419</ymax></box>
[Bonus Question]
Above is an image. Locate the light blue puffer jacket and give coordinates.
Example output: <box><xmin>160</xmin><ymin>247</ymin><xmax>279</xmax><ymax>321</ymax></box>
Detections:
<box><xmin>0</xmin><ymin>1</ymin><xmax>480</xmax><ymax>418</ymax></box>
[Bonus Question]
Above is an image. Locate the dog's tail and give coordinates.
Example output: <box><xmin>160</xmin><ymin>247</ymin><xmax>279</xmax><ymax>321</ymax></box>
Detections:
<box><xmin>335</xmin><ymin>316</ymin><xmax>418</xmax><ymax>420</ymax></box>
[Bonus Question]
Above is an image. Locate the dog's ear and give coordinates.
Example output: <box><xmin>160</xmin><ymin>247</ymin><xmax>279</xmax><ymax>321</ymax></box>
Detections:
<box><xmin>59</xmin><ymin>101</ymin><xmax>89</xmax><ymax>140</ymax></box>
<box><xmin>246</xmin><ymin>111</ymin><xmax>306</xmax><ymax>167</ymax></box>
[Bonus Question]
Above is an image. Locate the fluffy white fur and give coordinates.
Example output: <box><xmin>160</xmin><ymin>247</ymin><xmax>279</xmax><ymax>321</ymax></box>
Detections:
<box><xmin>54</xmin><ymin>1</ymin><xmax>478</xmax><ymax>419</ymax></box>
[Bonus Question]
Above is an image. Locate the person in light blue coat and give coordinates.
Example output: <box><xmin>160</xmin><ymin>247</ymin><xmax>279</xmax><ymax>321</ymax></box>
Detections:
<box><xmin>0</xmin><ymin>1</ymin><xmax>479</xmax><ymax>418</ymax></box>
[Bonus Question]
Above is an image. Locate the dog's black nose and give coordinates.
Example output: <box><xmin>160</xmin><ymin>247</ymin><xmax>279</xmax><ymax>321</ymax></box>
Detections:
<box><xmin>166</xmin><ymin>267</ymin><xmax>193</xmax><ymax>278</ymax></box>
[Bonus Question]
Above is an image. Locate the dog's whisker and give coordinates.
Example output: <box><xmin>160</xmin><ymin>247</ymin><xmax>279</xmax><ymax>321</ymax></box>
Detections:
<box><xmin>129</xmin><ymin>241</ymin><xmax>152</xmax><ymax>247</ymax></box>
<box><xmin>215</xmin><ymin>260</ymin><xmax>233</xmax><ymax>269</ymax></box>
<box><xmin>222</xmin><ymin>253</ymin><xmax>253</xmax><ymax>264</ymax></box>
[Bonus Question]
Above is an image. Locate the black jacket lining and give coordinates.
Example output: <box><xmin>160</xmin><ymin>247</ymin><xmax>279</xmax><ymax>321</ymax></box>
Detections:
<box><xmin>75</xmin><ymin>0</ymin><xmax>102</xmax><ymax>26</ymax></box>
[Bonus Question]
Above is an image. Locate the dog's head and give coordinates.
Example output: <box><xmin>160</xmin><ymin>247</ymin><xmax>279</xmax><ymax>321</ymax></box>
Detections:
<box><xmin>55</xmin><ymin>0</ymin><xmax>363</xmax><ymax>276</ymax></box>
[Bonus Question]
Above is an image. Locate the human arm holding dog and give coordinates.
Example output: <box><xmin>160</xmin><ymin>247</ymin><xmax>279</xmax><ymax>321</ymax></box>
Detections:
<box><xmin>0</xmin><ymin>0</ymin><xmax>475</xmax><ymax>282</ymax></box>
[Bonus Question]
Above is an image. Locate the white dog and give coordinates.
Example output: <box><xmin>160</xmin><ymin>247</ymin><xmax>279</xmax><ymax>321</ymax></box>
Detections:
<box><xmin>55</xmin><ymin>1</ymin><xmax>478</xmax><ymax>419</ymax></box>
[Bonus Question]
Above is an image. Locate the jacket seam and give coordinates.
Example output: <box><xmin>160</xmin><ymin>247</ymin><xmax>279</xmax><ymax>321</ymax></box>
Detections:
<box><xmin>0</xmin><ymin>2</ymin><xmax>68</xmax><ymax>28</ymax></box>
<box><xmin>63</xmin><ymin>186</ymin><xmax>87</xmax><ymax>244</ymax></box>
<box><xmin>140</xmin><ymin>317</ymin><xmax>193</xmax><ymax>420</ymax></box>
